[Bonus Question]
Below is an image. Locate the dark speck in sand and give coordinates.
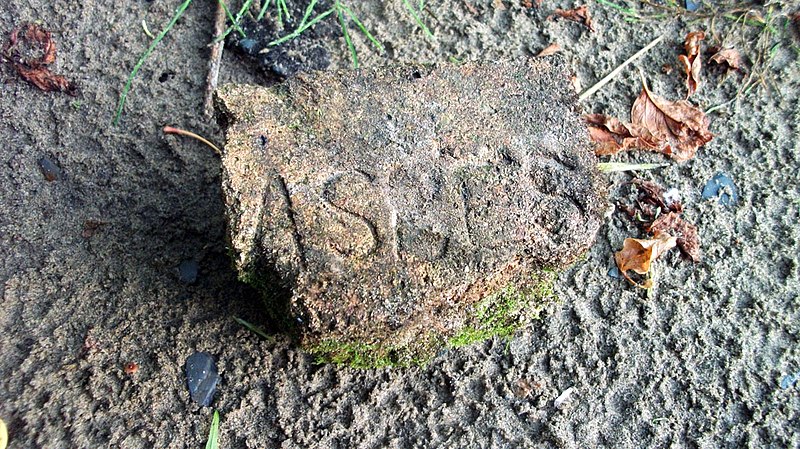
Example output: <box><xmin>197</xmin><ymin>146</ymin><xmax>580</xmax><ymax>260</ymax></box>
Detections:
<box><xmin>178</xmin><ymin>260</ymin><xmax>198</xmax><ymax>284</ymax></box>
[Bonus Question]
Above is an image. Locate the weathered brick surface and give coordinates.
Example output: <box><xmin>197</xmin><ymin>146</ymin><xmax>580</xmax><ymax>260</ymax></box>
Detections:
<box><xmin>217</xmin><ymin>58</ymin><xmax>606</xmax><ymax>365</ymax></box>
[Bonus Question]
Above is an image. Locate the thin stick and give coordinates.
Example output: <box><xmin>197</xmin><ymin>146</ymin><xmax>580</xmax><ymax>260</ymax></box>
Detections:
<box><xmin>579</xmin><ymin>34</ymin><xmax>664</xmax><ymax>102</ymax></box>
<box><xmin>163</xmin><ymin>126</ymin><xmax>221</xmax><ymax>154</ymax></box>
<box><xmin>205</xmin><ymin>0</ymin><xmax>227</xmax><ymax>117</ymax></box>
<box><xmin>597</xmin><ymin>162</ymin><xmax>669</xmax><ymax>172</ymax></box>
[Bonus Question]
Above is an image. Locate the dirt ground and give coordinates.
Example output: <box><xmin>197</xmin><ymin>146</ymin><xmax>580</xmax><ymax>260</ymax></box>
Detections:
<box><xmin>1</xmin><ymin>1</ymin><xmax>799</xmax><ymax>448</ymax></box>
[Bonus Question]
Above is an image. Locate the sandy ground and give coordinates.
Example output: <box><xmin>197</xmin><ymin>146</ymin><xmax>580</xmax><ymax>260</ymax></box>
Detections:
<box><xmin>1</xmin><ymin>0</ymin><xmax>799</xmax><ymax>448</ymax></box>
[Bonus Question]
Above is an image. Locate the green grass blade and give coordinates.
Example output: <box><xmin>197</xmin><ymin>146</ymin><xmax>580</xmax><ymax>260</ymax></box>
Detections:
<box><xmin>233</xmin><ymin>316</ymin><xmax>273</xmax><ymax>340</ymax></box>
<box><xmin>233</xmin><ymin>0</ymin><xmax>254</xmax><ymax>35</ymax></box>
<box><xmin>113</xmin><ymin>0</ymin><xmax>194</xmax><ymax>126</ymax></box>
<box><xmin>341</xmin><ymin>5</ymin><xmax>385</xmax><ymax>52</ymax></box>
<box><xmin>298</xmin><ymin>0</ymin><xmax>320</xmax><ymax>29</ymax></box>
<box><xmin>277</xmin><ymin>0</ymin><xmax>285</xmax><ymax>25</ymax></box>
<box><xmin>256</xmin><ymin>0</ymin><xmax>273</xmax><ymax>21</ymax></box>
<box><xmin>279</xmin><ymin>0</ymin><xmax>291</xmax><ymax>21</ymax></box>
<box><xmin>268</xmin><ymin>8</ymin><xmax>333</xmax><ymax>46</ymax></box>
<box><xmin>595</xmin><ymin>0</ymin><xmax>640</xmax><ymax>18</ymax></box>
<box><xmin>205</xmin><ymin>410</ymin><xmax>220</xmax><ymax>449</ymax></box>
<box><xmin>218</xmin><ymin>0</ymin><xmax>242</xmax><ymax>35</ymax></box>
<box><xmin>402</xmin><ymin>0</ymin><xmax>433</xmax><ymax>38</ymax></box>
<box><xmin>336</xmin><ymin>5</ymin><xmax>358</xmax><ymax>68</ymax></box>
<box><xmin>213</xmin><ymin>0</ymin><xmax>253</xmax><ymax>44</ymax></box>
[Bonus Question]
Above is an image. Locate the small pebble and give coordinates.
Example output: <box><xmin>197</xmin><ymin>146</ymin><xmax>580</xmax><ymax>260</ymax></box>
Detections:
<box><xmin>607</xmin><ymin>266</ymin><xmax>623</xmax><ymax>279</ymax></box>
<box><xmin>123</xmin><ymin>362</ymin><xmax>139</xmax><ymax>375</ymax></box>
<box><xmin>38</xmin><ymin>157</ymin><xmax>61</xmax><ymax>181</ymax></box>
<box><xmin>185</xmin><ymin>352</ymin><xmax>220</xmax><ymax>407</ymax></box>
<box><xmin>239</xmin><ymin>38</ymin><xmax>258</xmax><ymax>55</ymax></box>
<box><xmin>780</xmin><ymin>372</ymin><xmax>798</xmax><ymax>390</ymax></box>
<box><xmin>663</xmin><ymin>188</ymin><xmax>681</xmax><ymax>209</ymax></box>
<box><xmin>178</xmin><ymin>260</ymin><xmax>199</xmax><ymax>284</ymax></box>
<box><xmin>685</xmin><ymin>0</ymin><xmax>701</xmax><ymax>12</ymax></box>
<box><xmin>702</xmin><ymin>173</ymin><xmax>738</xmax><ymax>206</ymax></box>
<box><xmin>554</xmin><ymin>386</ymin><xmax>575</xmax><ymax>409</ymax></box>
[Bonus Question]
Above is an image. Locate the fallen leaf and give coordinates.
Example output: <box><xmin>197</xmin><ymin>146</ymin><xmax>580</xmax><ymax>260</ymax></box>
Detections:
<box><xmin>536</xmin><ymin>43</ymin><xmax>562</xmax><ymax>57</ymax></box>
<box><xmin>629</xmin><ymin>84</ymin><xmax>713</xmax><ymax>162</ymax></box>
<box><xmin>683</xmin><ymin>31</ymin><xmax>705</xmax><ymax>59</ymax></box>
<box><xmin>709</xmin><ymin>48</ymin><xmax>743</xmax><ymax>72</ymax></box>
<box><xmin>549</xmin><ymin>5</ymin><xmax>595</xmax><ymax>32</ymax></box>
<box><xmin>587</xmin><ymin>79</ymin><xmax>713</xmax><ymax>162</ymax></box>
<box><xmin>521</xmin><ymin>0</ymin><xmax>543</xmax><ymax>7</ymax></box>
<box><xmin>615</xmin><ymin>231</ymin><xmax>678</xmax><ymax>287</ymax></box>
<box><xmin>648</xmin><ymin>212</ymin><xmax>701</xmax><ymax>262</ymax></box>
<box><xmin>493</xmin><ymin>0</ymin><xmax>507</xmax><ymax>10</ymax></box>
<box><xmin>14</xmin><ymin>63</ymin><xmax>76</xmax><ymax>93</ymax></box>
<box><xmin>585</xmin><ymin>114</ymin><xmax>658</xmax><ymax>155</ymax></box>
<box><xmin>2</xmin><ymin>23</ymin><xmax>77</xmax><ymax>95</ymax></box>
<box><xmin>678</xmin><ymin>31</ymin><xmax>705</xmax><ymax>97</ymax></box>
<box><xmin>633</xmin><ymin>179</ymin><xmax>682</xmax><ymax>214</ymax></box>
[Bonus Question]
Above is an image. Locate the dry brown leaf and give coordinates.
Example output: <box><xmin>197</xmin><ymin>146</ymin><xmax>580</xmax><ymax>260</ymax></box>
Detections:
<box><xmin>536</xmin><ymin>43</ymin><xmax>562</xmax><ymax>57</ymax></box>
<box><xmin>493</xmin><ymin>0</ymin><xmax>507</xmax><ymax>10</ymax></box>
<box><xmin>684</xmin><ymin>31</ymin><xmax>705</xmax><ymax>58</ymax></box>
<box><xmin>648</xmin><ymin>212</ymin><xmax>701</xmax><ymax>262</ymax></box>
<box><xmin>709</xmin><ymin>48</ymin><xmax>743</xmax><ymax>72</ymax></box>
<box><xmin>629</xmin><ymin>84</ymin><xmax>713</xmax><ymax>162</ymax></box>
<box><xmin>549</xmin><ymin>5</ymin><xmax>595</xmax><ymax>32</ymax></box>
<box><xmin>679</xmin><ymin>31</ymin><xmax>705</xmax><ymax>97</ymax></box>
<box><xmin>2</xmin><ymin>23</ymin><xmax>76</xmax><ymax>95</ymax></box>
<box><xmin>521</xmin><ymin>0</ymin><xmax>543</xmax><ymax>7</ymax></box>
<box><xmin>633</xmin><ymin>179</ymin><xmax>682</xmax><ymax>214</ymax></box>
<box><xmin>615</xmin><ymin>231</ymin><xmax>678</xmax><ymax>287</ymax></box>
<box><xmin>14</xmin><ymin>63</ymin><xmax>75</xmax><ymax>93</ymax></box>
<box><xmin>585</xmin><ymin>114</ymin><xmax>658</xmax><ymax>155</ymax></box>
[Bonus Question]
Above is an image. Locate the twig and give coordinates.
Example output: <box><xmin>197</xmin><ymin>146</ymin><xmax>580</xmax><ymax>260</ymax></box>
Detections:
<box><xmin>579</xmin><ymin>34</ymin><xmax>664</xmax><ymax>102</ymax></box>
<box><xmin>205</xmin><ymin>0</ymin><xmax>227</xmax><ymax>117</ymax></box>
<box><xmin>163</xmin><ymin>126</ymin><xmax>221</xmax><ymax>154</ymax></box>
<box><xmin>598</xmin><ymin>162</ymin><xmax>669</xmax><ymax>172</ymax></box>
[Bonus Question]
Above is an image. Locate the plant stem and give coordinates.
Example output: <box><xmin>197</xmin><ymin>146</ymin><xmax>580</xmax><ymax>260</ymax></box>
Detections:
<box><xmin>163</xmin><ymin>126</ymin><xmax>221</xmax><ymax>154</ymax></box>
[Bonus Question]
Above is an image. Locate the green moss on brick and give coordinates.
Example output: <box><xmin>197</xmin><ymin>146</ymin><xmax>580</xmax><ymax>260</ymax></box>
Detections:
<box><xmin>447</xmin><ymin>270</ymin><xmax>557</xmax><ymax>348</ymax></box>
<box><xmin>306</xmin><ymin>333</ymin><xmax>444</xmax><ymax>369</ymax></box>
<box><xmin>303</xmin><ymin>270</ymin><xmax>559</xmax><ymax>368</ymax></box>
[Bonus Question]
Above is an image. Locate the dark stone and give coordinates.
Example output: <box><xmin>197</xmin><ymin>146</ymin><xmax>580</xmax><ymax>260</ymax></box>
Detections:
<box><xmin>178</xmin><ymin>260</ymin><xmax>199</xmax><ymax>284</ymax></box>
<box><xmin>38</xmin><ymin>157</ymin><xmax>61</xmax><ymax>182</ymax></box>
<box><xmin>216</xmin><ymin>58</ymin><xmax>607</xmax><ymax>365</ymax></box>
<box><xmin>185</xmin><ymin>352</ymin><xmax>219</xmax><ymax>407</ymax></box>
<box><xmin>702</xmin><ymin>173</ymin><xmax>737</xmax><ymax>206</ymax></box>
